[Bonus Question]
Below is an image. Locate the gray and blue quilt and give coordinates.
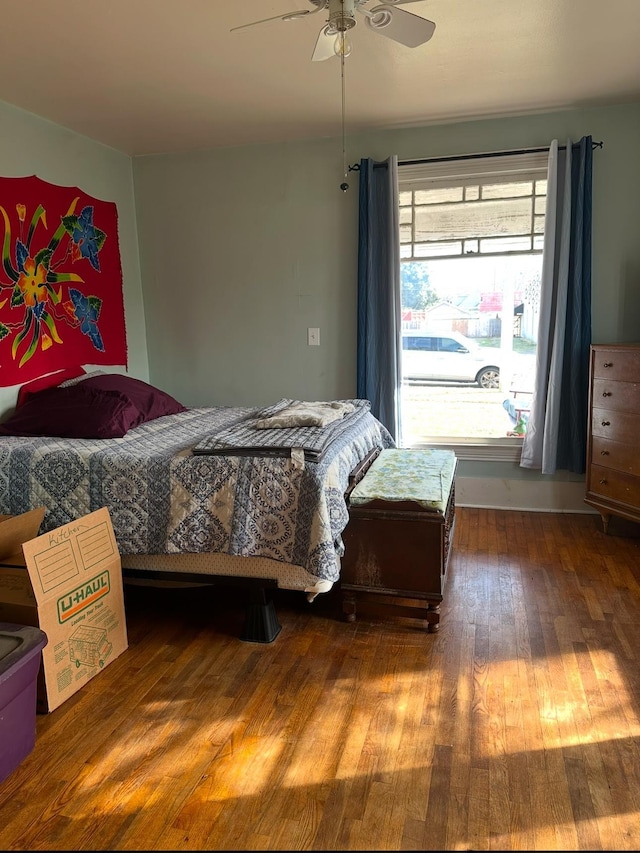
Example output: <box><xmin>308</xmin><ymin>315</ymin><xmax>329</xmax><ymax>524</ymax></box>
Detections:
<box><xmin>193</xmin><ymin>397</ymin><xmax>372</xmax><ymax>462</ymax></box>
<box><xmin>0</xmin><ymin>403</ymin><xmax>394</xmax><ymax>582</ymax></box>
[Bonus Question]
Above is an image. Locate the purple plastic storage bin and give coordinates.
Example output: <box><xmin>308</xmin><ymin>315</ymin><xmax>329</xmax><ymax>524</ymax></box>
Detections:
<box><xmin>0</xmin><ymin>622</ymin><xmax>48</xmax><ymax>784</ymax></box>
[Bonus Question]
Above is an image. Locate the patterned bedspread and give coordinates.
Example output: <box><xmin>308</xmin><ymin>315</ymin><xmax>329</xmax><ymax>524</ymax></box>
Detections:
<box><xmin>193</xmin><ymin>398</ymin><xmax>372</xmax><ymax>462</ymax></box>
<box><xmin>0</xmin><ymin>404</ymin><xmax>394</xmax><ymax>583</ymax></box>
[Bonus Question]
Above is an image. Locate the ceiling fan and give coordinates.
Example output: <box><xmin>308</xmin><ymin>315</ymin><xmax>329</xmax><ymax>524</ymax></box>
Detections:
<box><xmin>231</xmin><ymin>0</ymin><xmax>436</xmax><ymax>61</ymax></box>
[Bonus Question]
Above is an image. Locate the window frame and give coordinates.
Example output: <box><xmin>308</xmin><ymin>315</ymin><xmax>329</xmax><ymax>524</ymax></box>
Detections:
<box><xmin>397</xmin><ymin>150</ymin><xmax>549</xmax><ymax>461</ymax></box>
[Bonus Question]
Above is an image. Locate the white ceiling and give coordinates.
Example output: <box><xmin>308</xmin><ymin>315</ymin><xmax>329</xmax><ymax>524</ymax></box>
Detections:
<box><xmin>0</xmin><ymin>0</ymin><xmax>638</xmax><ymax>157</ymax></box>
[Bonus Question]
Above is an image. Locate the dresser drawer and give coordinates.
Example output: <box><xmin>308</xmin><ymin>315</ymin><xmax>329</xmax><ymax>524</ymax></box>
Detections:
<box><xmin>592</xmin><ymin>378</ymin><xmax>640</xmax><ymax>413</ymax></box>
<box><xmin>591</xmin><ymin>407</ymin><xmax>636</xmax><ymax>443</ymax></box>
<box><xmin>592</xmin><ymin>347</ymin><xmax>640</xmax><ymax>382</ymax></box>
<box><xmin>591</xmin><ymin>436</ymin><xmax>640</xmax><ymax>476</ymax></box>
<box><xmin>588</xmin><ymin>464</ymin><xmax>640</xmax><ymax>507</ymax></box>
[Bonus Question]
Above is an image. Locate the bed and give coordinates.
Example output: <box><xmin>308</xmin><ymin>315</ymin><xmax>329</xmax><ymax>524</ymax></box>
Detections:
<box><xmin>0</xmin><ymin>373</ymin><xmax>395</xmax><ymax>641</ymax></box>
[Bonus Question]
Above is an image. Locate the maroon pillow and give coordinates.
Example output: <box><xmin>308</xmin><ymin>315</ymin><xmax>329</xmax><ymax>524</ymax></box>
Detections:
<box><xmin>16</xmin><ymin>366</ymin><xmax>86</xmax><ymax>408</ymax></box>
<box><xmin>0</xmin><ymin>384</ymin><xmax>143</xmax><ymax>439</ymax></box>
<box><xmin>76</xmin><ymin>374</ymin><xmax>187</xmax><ymax>422</ymax></box>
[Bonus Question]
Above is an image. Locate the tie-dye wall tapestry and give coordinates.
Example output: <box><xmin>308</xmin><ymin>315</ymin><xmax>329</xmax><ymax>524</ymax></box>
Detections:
<box><xmin>0</xmin><ymin>175</ymin><xmax>127</xmax><ymax>387</ymax></box>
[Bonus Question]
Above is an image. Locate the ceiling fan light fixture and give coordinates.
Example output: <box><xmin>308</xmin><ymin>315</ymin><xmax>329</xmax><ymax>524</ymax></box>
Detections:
<box><xmin>328</xmin><ymin>0</ymin><xmax>357</xmax><ymax>32</ymax></box>
<box><xmin>364</xmin><ymin>4</ymin><xmax>436</xmax><ymax>47</ymax></box>
<box><xmin>333</xmin><ymin>31</ymin><xmax>353</xmax><ymax>57</ymax></box>
<box><xmin>367</xmin><ymin>9</ymin><xmax>393</xmax><ymax>28</ymax></box>
<box><xmin>231</xmin><ymin>0</ymin><xmax>437</xmax><ymax>187</ymax></box>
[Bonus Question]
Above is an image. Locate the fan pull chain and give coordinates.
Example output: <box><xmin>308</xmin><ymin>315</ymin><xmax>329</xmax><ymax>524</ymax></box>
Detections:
<box><xmin>340</xmin><ymin>47</ymin><xmax>349</xmax><ymax>192</ymax></box>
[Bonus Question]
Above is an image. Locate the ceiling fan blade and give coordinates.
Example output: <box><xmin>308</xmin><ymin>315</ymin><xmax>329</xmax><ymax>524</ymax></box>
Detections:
<box><xmin>230</xmin><ymin>7</ymin><xmax>313</xmax><ymax>33</ymax></box>
<box><xmin>364</xmin><ymin>5</ymin><xmax>436</xmax><ymax>47</ymax></box>
<box><xmin>312</xmin><ymin>25</ymin><xmax>338</xmax><ymax>61</ymax></box>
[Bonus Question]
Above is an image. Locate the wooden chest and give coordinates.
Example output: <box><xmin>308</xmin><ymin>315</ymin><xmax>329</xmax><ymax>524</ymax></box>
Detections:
<box><xmin>340</xmin><ymin>448</ymin><xmax>457</xmax><ymax>632</ymax></box>
<box><xmin>585</xmin><ymin>343</ymin><xmax>640</xmax><ymax>531</ymax></box>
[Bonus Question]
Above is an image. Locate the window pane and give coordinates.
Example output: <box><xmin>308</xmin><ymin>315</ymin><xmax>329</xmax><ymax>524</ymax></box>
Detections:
<box><xmin>400</xmin><ymin>224</ymin><xmax>413</xmax><ymax>243</ymax></box>
<box><xmin>398</xmin><ymin>154</ymin><xmax>546</xmax><ymax>446</ymax></box>
<box><xmin>414</xmin><ymin>197</ymin><xmax>534</xmax><ymax>242</ymax></box>
<box><xmin>534</xmin><ymin>196</ymin><xmax>547</xmax><ymax>215</ymax></box>
<box><xmin>415</xmin><ymin>187</ymin><xmax>464</xmax><ymax>204</ymax></box>
<box><xmin>479</xmin><ymin>235</ymin><xmax>533</xmax><ymax>252</ymax></box>
<box><xmin>414</xmin><ymin>241</ymin><xmax>463</xmax><ymax>258</ymax></box>
<box><xmin>482</xmin><ymin>181</ymin><xmax>534</xmax><ymax>198</ymax></box>
<box><xmin>400</xmin><ymin>255</ymin><xmax>542</xmax><ymax>443</ymax></box>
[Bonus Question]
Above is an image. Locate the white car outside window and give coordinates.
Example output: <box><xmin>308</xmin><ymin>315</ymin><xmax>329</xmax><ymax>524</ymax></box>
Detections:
<box><xmin>401</xmin><ymin>331</ymin><xmax>501</xmax><ymax>389</ymax></box>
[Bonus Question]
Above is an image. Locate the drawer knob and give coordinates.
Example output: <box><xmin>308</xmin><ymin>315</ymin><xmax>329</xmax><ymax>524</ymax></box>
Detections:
<box><xmin>599</xmin><ymin>478</ymin><xmax>607</xmax><ymax>485</ymax></box>
<box><xmin>601</xmin><ymin>420</ymin><xmax>610</xmax><ymax>426</ymax></box>
<box><xmin>603</xmin><ymin>361</ymin><xmax>613</xmax><ymax>368</ymax></box>
<box><xmin>602</xmin><ymin>391</ymin><xmax>612</xmax><ymax>397</ymax></box>
<box><xmin>600</xmin><ymin>449</ymin><xmax>609</xmax><ymax>455</ymax></box>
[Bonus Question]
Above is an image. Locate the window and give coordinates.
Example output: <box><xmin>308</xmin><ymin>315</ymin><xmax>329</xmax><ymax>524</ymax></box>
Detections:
<box><xmin>397</xmin><ymin>151</ymin><xmax>548</xmax><ymax>459</ymax></box>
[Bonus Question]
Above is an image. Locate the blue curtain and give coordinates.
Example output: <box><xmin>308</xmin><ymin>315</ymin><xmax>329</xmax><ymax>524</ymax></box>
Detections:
<box><xmin>520</xmin><ymin>136</ymin><xmax>593</xmax><ymax>474</ymax></box>
<box><xmin>356</xmin><ymin>157</ymin><xmax>401</xmax><ymax>442</ymax></box>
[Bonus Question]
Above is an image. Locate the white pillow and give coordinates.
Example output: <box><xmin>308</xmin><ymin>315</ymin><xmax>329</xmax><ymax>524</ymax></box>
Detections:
<box><xmin>59</xmin><ymin>370</ymin><xmax>107</xmax><ymax>388</ymax></box>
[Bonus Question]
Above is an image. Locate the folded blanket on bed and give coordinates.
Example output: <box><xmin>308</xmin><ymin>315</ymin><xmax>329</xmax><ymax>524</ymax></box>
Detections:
<box><xmin>254</xmin><ymin>400</ymin><xmax>355</xmax><ymax>429</ymax></box>
<box><xmin>193</xmin><ymin>398</ymin><xmax>371</xmax><ymax>462</ymax></box>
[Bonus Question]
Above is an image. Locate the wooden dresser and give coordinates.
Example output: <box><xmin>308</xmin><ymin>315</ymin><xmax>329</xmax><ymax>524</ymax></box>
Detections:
<box><xmin>585</xmin><ymin>343</ymin><xmax>640</xmax><ymax>532</ymax></box>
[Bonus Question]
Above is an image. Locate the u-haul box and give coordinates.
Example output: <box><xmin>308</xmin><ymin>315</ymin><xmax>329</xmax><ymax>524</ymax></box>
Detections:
<box><xmin>0</xmin><ymin>507</ymin><xmax>128</xmax><ymax>712</ymax></box>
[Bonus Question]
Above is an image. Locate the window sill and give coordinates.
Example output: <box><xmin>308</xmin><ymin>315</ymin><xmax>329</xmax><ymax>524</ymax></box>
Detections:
<box><xmin>403</xmin><ymin>437</ymin><xmax>525</xmax><ymax>462</ymax></box>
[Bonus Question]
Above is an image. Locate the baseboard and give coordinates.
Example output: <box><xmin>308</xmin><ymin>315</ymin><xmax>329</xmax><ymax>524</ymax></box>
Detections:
<box><xmin>455</xmin><ymin>476</ymin><xmax>597</xmax><ymax>514</ymax></box>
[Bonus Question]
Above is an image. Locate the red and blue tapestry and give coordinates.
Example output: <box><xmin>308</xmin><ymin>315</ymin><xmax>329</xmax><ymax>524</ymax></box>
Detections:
<box><xmin>0</xmin><ymin>175</ymin><xmax>127</xmax><ymax>387</ymax></box>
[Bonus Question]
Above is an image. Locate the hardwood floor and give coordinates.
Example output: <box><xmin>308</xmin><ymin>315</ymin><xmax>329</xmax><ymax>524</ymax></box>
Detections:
<box><xmin>1</xmin><ymin>508</ymin><xmax>640</xmax><ymax>850</ymax></box>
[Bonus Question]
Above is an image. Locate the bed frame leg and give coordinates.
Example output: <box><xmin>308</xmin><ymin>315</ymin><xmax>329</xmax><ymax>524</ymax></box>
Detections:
<box><xmin>240</xmin><ymin>586</ymin><xmax>282</xmax><ymax>643</ymax></box>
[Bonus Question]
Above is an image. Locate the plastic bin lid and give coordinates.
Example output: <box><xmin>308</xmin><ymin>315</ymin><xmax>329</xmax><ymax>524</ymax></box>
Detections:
<box><xmin>0</xmin><ymin>623</ymin><xmax>48</xmax><ymax>673</ymax></box>
<box><xmin>0</xmin><ymin>634</ymin><xmax>21</xmax><ymax>660</ymax></box>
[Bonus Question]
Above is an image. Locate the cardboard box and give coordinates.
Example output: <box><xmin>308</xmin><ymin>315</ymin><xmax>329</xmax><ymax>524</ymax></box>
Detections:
<box><xmin>0</xmin><ymin>507</ymin><xmax>128</xmax><ymax>712</ymax></box>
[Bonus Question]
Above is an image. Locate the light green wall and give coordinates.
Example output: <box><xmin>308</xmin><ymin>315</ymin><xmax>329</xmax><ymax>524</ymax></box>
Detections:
<box><xmin>133</xmin><ymin>140</ymin><xmax>360</xmax><ymax>407</ymax></box>
<box><xmin>132</xmin><ymin>101</ymin><xmax>640</xmax><ymax>494</ymax></box>
<box><xmin>133</xmin><ymin>102</ymin><xmax>640</xmax><ymax>416</ymax></box>
<box><xmin>0</xmin><ymin>100</ymin><xmax>148</xmax><ymax>417</ymax></box>
<box><xmin>0</xmin><ymin>95</ymin><xmax>638</xmax><ymax>498</ymax></box>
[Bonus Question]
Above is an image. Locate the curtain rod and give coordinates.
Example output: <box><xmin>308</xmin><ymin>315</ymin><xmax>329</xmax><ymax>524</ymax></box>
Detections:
<box><xmin>349</xmin><ymin>140</ymin><xmax>603</xmax><ymax>172</ymax></box>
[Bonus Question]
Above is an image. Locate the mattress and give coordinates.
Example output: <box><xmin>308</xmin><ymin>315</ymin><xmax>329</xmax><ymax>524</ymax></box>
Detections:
<box><xmin>0</xmin><ymin>402</ymin><xmax>394</xmax><ymax>586</ymax></box>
